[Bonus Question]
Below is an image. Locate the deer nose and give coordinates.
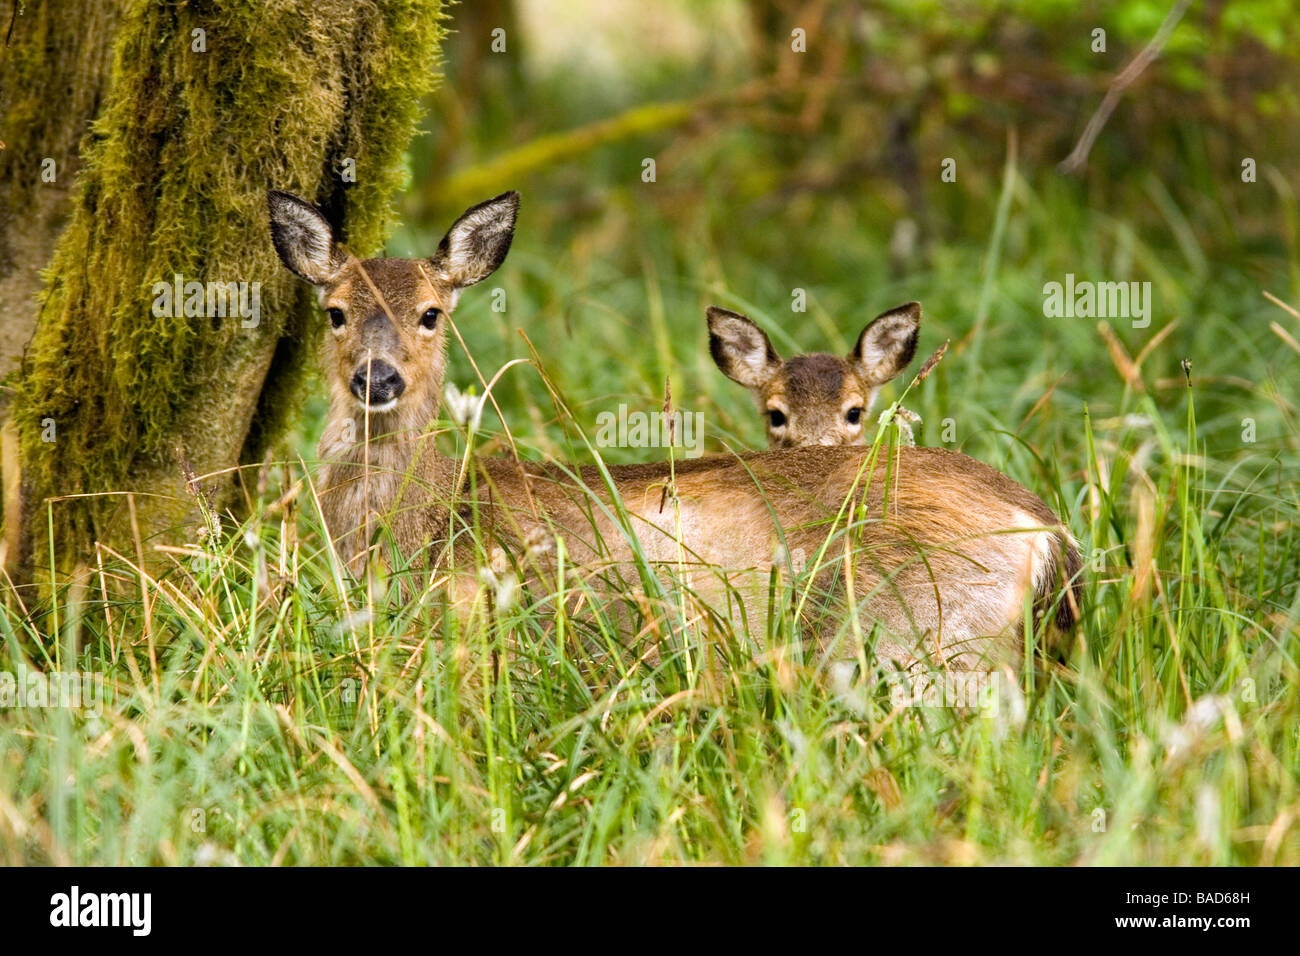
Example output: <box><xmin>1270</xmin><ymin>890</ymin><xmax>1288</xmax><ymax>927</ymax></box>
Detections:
<box><xmin>350</xmin><ymin>360</ymin><xmax>405</xmax><ymax>406</ymax></box>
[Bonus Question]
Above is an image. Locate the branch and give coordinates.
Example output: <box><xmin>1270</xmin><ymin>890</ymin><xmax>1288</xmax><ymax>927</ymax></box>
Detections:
<box><xmin>1059</xmin><ymin>0</ymin><xmax>1193</xmax><ymax>175</ymax></box>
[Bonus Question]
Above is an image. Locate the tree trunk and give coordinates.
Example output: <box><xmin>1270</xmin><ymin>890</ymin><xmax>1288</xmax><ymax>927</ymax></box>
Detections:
<box><xmin>0</xmin><ymin>0</ymin><xmax>126</xmax><ymax>384</ymax></box>
<box><xmin>1</xmin><ymin>0</ymin><xmax>446</xmax><ymax>591</ymax></box>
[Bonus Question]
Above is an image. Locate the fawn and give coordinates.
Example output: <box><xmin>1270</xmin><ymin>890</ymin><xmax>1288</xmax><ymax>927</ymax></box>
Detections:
<box><xmin>707</xmin><ymin>303</ymin><xmax>921</xmax><ymax>448</ymax></box>
<box><xmin>268</xmin><ymin>190</ymin><xmax>1081</xmax><ymax>669</ymax></box>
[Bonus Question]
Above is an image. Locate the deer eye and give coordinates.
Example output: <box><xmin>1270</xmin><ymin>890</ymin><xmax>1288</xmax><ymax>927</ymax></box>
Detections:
<box><xmin>846</xmin><ymin>407</ymin><xmax>863</xmax><ymax>425</ymax></box>
<box><xmin>420</xmin><ymin>307</ymin><xmax>442</xmax><ymax>331</ymax></box>
<box><xmin>327</xmin><ymin>307</ymin><xmax>345</xmax><ymax>329</ymax></box>
<box><xmin>767</xmin><ymin>409</ymin><xmax>787</xmax><ymax>428</ymax></box>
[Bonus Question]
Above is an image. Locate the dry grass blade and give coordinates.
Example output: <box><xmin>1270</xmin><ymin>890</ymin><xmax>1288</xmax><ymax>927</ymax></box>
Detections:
<box><xmin>1263</xmin><ymin>290</ymin><xmax>1300</xmax><ymax>322</ymax></box>
<box><xmin>910</xmin><ymin>340</ymin><xmax>949</xmax><ymax>388</ymax></box>
<box><xmin>1059</xmin><ymin>0</ymin><xmax>1193</xmax><ymax>174</ymax></box>
<box><xmin>1097</xmin><ymin>321</ymin><xmax>1145</xmax><ymax>392</ymax></box>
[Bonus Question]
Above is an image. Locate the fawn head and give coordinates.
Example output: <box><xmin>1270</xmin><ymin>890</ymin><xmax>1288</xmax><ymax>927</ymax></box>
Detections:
<box><xmin>267</xmin><ymin>189</ymin><xmax>519</xmax><ymax>419</ymax></box>
<box><xmin>706</xmin><ymin>302</ymin><xmax>921</xmax><ymax>447</ymax></box>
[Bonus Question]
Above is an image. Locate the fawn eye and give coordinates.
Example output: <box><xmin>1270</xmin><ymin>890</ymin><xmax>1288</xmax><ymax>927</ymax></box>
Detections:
<box><xmin>846</xmin><ymin>407</ymin><xmax>863</xmax><ymax>425</ymax></box>
<box><xmin>420</xmin><ymin>307</ymin><xmax>442</xmax><ymax>331</ymax></box>
<box><xmin>767</xmin><ymin>409</ymin><xmax>787</xmax><ymax>428</ymax></box>
<box><xmin>327</xmin><ymin>307</ymin><xmax>345</xmax><ymax>329</ymax></box>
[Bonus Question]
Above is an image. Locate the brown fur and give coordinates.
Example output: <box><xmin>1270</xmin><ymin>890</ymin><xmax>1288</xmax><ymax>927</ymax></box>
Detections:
<box><xmin>351</xmin><ymin>435</ymin><xmax>1073</xmax><ymax>667</ymax></box>
<box><xmin>270</xmin><ymin>192</ymin><xmax>1079</xmax><ymax>669</ymax></box>
<box><xmin>706</xmin><ymin>300</ymin><xmax>1082</xmax><ymax>651</ymax></box>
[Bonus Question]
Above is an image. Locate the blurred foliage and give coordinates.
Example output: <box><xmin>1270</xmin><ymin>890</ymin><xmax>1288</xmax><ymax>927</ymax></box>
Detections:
<box><xmin>347</xmin><ymin>0</ymin><xmax>1300</xmax><ymax>467</ymax></box>
<box><xmin>408</xmin><ymin>0</ymin><xmax>1299</xmax><ymax>244</ymax></box>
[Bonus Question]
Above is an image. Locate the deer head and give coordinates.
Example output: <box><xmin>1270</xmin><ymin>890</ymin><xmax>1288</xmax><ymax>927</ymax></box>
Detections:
<box><xmin>268</xmin><ymin>189</ymin><xmax>519</xmax><ymax>429</ymax></box>
<box><xmin>707</xmin><ymin>302</ymin><xmax>921</xmax><ymax>447</ymax></box>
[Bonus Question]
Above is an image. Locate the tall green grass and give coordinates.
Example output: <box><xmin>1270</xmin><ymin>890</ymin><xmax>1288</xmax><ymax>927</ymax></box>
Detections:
<box><xmin>2</xmin><ymin>166</ymin><xmax>1298</xmax><ymax>866</ymax></box>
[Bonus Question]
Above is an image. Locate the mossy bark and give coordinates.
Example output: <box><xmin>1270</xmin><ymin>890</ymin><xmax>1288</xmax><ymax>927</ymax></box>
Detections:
<box><xmin>0</xmin><ymin>0</ymin><xmax>126</xmax><ymax>384</ymax></box>
<box><xmin>3</xmin><ymin>0</ymin><xmax>445</xmax><ymax>588</ymax></box>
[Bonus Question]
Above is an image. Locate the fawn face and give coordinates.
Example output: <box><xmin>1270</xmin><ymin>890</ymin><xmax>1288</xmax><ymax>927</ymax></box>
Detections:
<box><xmin>268</xmin><ymin>190</ymin><xmax>519</xmax><ymax>416</ymax></box>
<box><xmin>707</xmin><ymin>302</ymin><xmax>921</xmax><ymax>447</ymax></box>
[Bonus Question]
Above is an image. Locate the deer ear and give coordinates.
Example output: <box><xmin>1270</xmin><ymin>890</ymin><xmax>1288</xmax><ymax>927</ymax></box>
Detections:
<box><xmin>707</xmin><ymin>306</ymin><xmax>782</xmax><ymax>389</ymax></box>
<box><xmin>430</xmin><ymin>190</ymin><xmax>520</xmax><ymax>289</ymax></box>
<box><xmin>851</xmin><ymin>302</ymin><xmax>921</xmax><ymax>386</ymax></box>
<box><xmin>267</xmin><ymin>190</ymin><xmax>347</xmax><ymax>285</ymax></box>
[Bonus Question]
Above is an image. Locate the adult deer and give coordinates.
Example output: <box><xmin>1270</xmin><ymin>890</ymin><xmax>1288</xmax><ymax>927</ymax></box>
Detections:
<box><xmin>268</xmin><ymin>190</ymin><xmax>1080</xmax><ymax>668</ymax></box>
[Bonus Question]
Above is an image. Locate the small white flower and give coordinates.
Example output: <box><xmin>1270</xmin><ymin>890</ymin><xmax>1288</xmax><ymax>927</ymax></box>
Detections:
<box><xmin>495</xmin><ymin>573</ymin><xmax>518</xmax><ymax>611</ymax></box>
<box><xmin>524</xmin><ymin>527</ymin><xmax>554</xmax><ymax>559</ymax></box>
<box><xmin>1196</xmin><ymin>784</ymin><xmax>1220</xmax><ymax>851</ymax></box>
<box><xmin>444</xmin><ymin>382</ymin><xmax>485</xmax><ymax>431</ymax></box>
<box><xmin>1163</xmin><ymin>694</ymin><xmax>1232</xmax><ymax>761</ymax></box>
<box><xmin>477</xmin><ymin>565</ymin><xmax>518</xmax><ymax>613</ymax></box>
<box><xmin>195</xmin><ymin>842</ymin><xmax>241</xmax><ymax>867</ymax></box>
<box><xmin>877</xmin><ymin>404</ymin><xmax>921</xmax><ymax>446</ymax></box>
<box><xmin>990</xmin><ymin>667</ymin><xmax>1026</xmax><ymax>737</ymax></box>
<box><xmin>771</xmin><ymin>544</ymin><xmax>807</xmax><ymax>574</ymax></box>
<box><xmin>828</xmin><ymin>660</ymin><xmax>868</xmax><ymax>717</ymax></box>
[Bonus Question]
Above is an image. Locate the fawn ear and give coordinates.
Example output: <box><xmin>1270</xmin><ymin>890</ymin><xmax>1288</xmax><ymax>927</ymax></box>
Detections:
<box><xmin>850</xmin><ymin>301</ymin><xmax>921</xmax><ymax>386</ymax></box>
<box><xmin>430</xmin><ymin>190</ymin><xmax>520</xmax><ymax>289</ymax></box>
<box><xmin>707</xmin><ymin>306</ymin><xmax>783</xmax><ymax>389</ymax></box>
<box><xmin>267</xmin><ymin>190</ymin><xmax>347</xmax><ymax>285</ymax></box>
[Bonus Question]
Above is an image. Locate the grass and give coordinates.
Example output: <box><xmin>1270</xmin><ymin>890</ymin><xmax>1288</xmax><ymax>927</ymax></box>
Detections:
<box><xmin>3</xmin><ymin>130</ymin><xmax>1299</xmax><ymax>866</ymax></box>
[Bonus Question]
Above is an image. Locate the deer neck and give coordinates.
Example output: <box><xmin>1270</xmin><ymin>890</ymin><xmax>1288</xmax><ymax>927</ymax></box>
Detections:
<box><xmin>316</xmin><ymin>385</ymin><xmax>460</xmax><ymax>562</ymax></box>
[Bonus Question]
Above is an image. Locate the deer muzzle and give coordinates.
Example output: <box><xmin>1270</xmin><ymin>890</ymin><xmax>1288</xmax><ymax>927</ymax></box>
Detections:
<box><xmin>350</xmin><ymin>359</ymin><xmax>405</xmax><ymax>409</ymax></box>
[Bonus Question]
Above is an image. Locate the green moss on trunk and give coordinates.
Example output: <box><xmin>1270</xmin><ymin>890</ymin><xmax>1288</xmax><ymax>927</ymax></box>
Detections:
<box><xmin>0</xmin><ymin>0</ymin><xmax>126</xmax><ymax>383</ymax></box>
<box><xmin>10</xmin><ymin>0</ymin><xmax>445</xmax><ymax>585</ymax></box>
